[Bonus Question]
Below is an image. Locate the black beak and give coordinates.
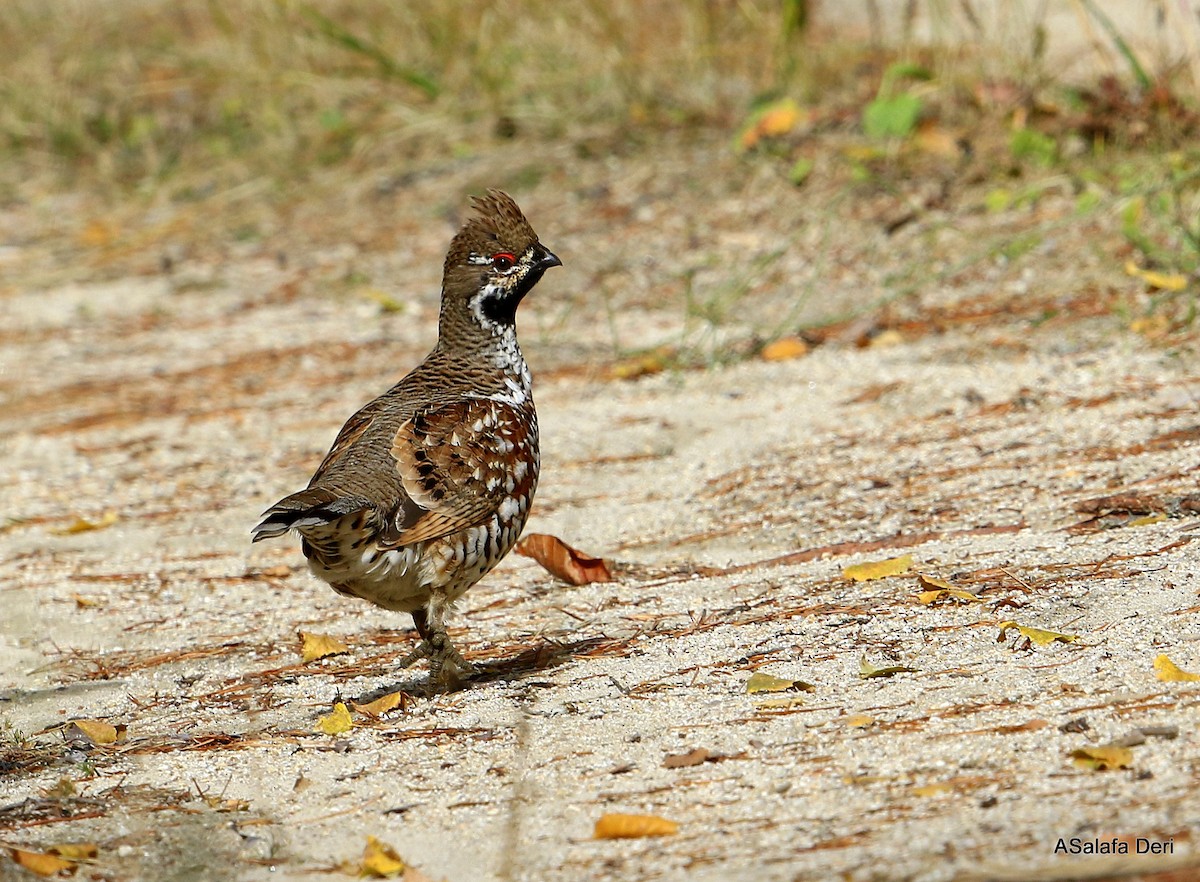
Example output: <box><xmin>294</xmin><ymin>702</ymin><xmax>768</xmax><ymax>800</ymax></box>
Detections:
<box><xmin>536</xmin><ymin>246</ymin><xmax>562</xmax><ymax>271</ymax></box>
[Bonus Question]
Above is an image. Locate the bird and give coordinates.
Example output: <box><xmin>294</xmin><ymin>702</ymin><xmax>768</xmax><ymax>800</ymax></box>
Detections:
<box><xmin>252</xmin><ymin>190</ymin><xmax>561</xmax><ymax>687</ymax></box>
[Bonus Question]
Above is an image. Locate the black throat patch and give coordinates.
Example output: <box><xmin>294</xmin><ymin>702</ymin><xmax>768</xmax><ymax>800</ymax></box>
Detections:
<box><xmin>479</xmin><ymin>267</ymin><xmax>549</xmax><ymax>326</ymax></box>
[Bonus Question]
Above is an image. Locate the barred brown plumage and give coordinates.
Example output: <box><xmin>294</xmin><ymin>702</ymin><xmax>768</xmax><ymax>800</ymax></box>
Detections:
<box><xmin>252</xmin><ymin>190</ymin><xmax>560</xmax><ymax>687</ymax></box>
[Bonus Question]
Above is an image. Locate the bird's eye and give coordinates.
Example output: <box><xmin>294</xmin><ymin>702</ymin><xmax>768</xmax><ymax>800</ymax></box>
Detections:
<box><xmin>491</xmin><ymin>252</ymin><xmax>516</xmax><ymax>271</ymax></box>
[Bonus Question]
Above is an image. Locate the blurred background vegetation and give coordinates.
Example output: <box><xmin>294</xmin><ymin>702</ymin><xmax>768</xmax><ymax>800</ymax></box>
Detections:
<box><xmin>1</xmin><ymin>0</ymin><xmax>1197</xmax><ymax>334</ymax></box>
<box><xmin>2</xmin><ymin>1</ymin><xmax>1196</xmax><ymax>192</ymax></box>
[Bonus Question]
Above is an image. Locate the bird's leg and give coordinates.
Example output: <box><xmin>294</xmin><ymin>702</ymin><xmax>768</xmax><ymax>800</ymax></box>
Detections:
<box><xmin>398</xmin><ymin>598</ymin><xmax>475</xmax><ymax>686</ymax></box>
<box><xmin>423</xmin><ymin>592</ymin><xmax>475</xmax><ymax>686</ymax></box>
<box><xmin>396</xmin><ymin>608</ymin><xmax>434</xmax><ymax>670</ymax></box>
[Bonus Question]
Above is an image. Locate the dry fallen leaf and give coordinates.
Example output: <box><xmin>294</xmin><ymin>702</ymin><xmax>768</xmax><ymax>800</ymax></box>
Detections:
<box><xmin>1128</xmin><ymin>513</ymin><xmax>1167</xmax><ymax>527</ymax></box>
<box><xmin>9</xmin><ymin>848</ymin><xmax>76</xmax><ymax>877</ymax></box>
<box><xmin>1072</xmin><ymin>744</ymin><xmax>1133</xmax><ymax>771</ymax></box>
<box><xmin>515</xmin><ymin>533</ymin><xmax>614</xmax><ymax>585</ymax></box>
<box><xmin>71</xmin><ymin>594</ymin><xmax>102</xmax><ymax>609</ymax></box>
<box><xmin>859</xmin><ymin>656</ymin><xmax>916</xmax><ymax>679</ymax></box>
<box><xmin>1129</xmin><ymin>314</ymin><xmax>1171</xmax><ymax>339</ymax></box>
<box><xmin>299</xmin><ymin>631</ymin><xmax>349</xmax><ymax>663</ymax></box>
<box><xmin>1125</xmin><ymin>260</ymin><xmax>1188</xmax><ymax>291</ymax></box>
<box><xmin>843</xmin><ymin>713</ymin><xmax>877</xmax><ymax>729</ymax></box>
<box><xmin>609</xmin><ymin>351</ymin><xmax>668</xmax><ymax>380</ymax></box>
<box><xmin>737</xmin><ymin>98</ymin><xmax>806</xmax><ymax>152</ymax></box>
<box><xmin>316</xmin><ymin>702</ymin><xmax>353</xmax><ymax>735</ymax></box>
<box><xmin>594</xmin><ymin>813</ymin><xmax>679</xmax><ymax>839</ymax></box>
<box><xmin>869</xmin><ymin>329</ymin><xmax>905</xmax><ymax>348</ymax></box>
<box><xmin>1153</xmin><ymin>654</ymin><xmax>1200</xmax><ymax>682</ymax></box>
<box><xmin>53</xmin><ymin>511</ymin><xmax>118</xmax><ymax>536</ymax></box>
<box><xmin>361</xmin><ymin>836</ymin><xmax>406</xmax><ymax>878</ymax></box>
<box><xmin>203</xmin><ymin>796</ymin><xmax>250</xmax><ymax>812</ymax></box>
<box><xmin>998</xmin><ymin>621</ymin><xmax>1078</xmax><ymax>647</ymax></box>
<box><xmin>914</xmin><ymin>121</ymin><xmax>962</xmax><ymax>158</ymax></box>
<box><xmin>843</xmin><ymin>554</ymin><xmax>913</xmax><ymax>582</ymax></box>
<box><xmin>662</xmin><ymin>748</ymin><xmax>712</xmax><ymax>769</ymax></box>
<box><xmin>761</xmin><ymin>336</ymin><xmax>809</xmax><ymax>362</ymax></box>
<box><xmin>915</xmin><ymin>574</ymin><xmax>980</xmax><ymax>604</ymax></box>
<box><xmin>354</xmin><ymin>691</ymin><xmax>407</xmax><ymax>718</ymax></box>
<box><xmin>912</xmin><ymin>781</ymin><xmax>955</xmax><ymax>797</ymax></box>
<box><xmin>79</xmin><ymin>218</ymin><xmax>119</xmax><ymax>247</ymax></box>
<box><xmin>48</xmin><ymin>844</ymin><xmax>98</xmax><ymax>862</ymax></box>
<box><xmin>917</xmin><ymin>588</ymin><xmax>981</xmax><ymax>604</ymax></box>
<box><xmin>65</xmin><ymin>719</ymin><xmax>124</xmax><ymax>745</ymax></box>
<box><xmin>362</xmin><ymin>288</ymin><xmax>407</xmax><ymax>314</ymax></box>
<box><xmin>745</xmin><ymin>672</ymin><xmax>815</xmax><ymax>694</ymax></box>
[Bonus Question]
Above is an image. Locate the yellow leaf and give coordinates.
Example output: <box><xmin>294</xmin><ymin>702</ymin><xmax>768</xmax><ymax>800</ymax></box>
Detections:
<box><xmin>912</xmin><ymin>781</ymin><xmax>955</xmax><ymax>797</ymax></box>
<box><xmin>359</xmin><ymin>835</ymin><xmax>406</xmax><ymax>878</ymax></box>
<box><xmin>843</xmin><ymin>713</ymin><xmax>877</xmax><ymax>728</ymax></box>
<box><xmin>9</xmin><ymin>848</ymin><xmax>76</xmax><ymax>877</ymax></box>
<box><xmin>1130</xmin><ymin>314</ymin><xmax>1171</xmax><ymax>339</ymax></box>
<box><xmin>1125</xmin><ymin>260</ymin><xmax>1188</xmax><ymax>291</ymax></box>
<box><xmin>609</xmin><ymin>352</ymin><xmax>667</xmax><ymax>381</ymax></box>
<box><xmin>869</xmin><ymin>329</ymin><xmax>905</xmax><ymax>348</ymax></box>
<box><xmin>49</xmin><ymin>843</ymin><xmax>98</xmax><ymax>861</ymax></box>
<box><xmin>1153</xmin><ymin>654</ymin><xmax>1200</xmax><ymax>682</ymax></box>
<box><xmin>79</xmin><ymin>218</ymin><xmax>119</xmax><ymax>247</ymax></box>
<box><xmin>53</xmin><ymin>511</ymin><xmax>118</xmax><ymax>535</ymax></box>
<box><xmin>843</xmin><ymin>144</ymin><xmax>885</xmax><ymax>162</ymax></box>
<box><xmin>361</xmin><ymin>289</ymin><xmax>407</xmax><ymax>313</ymax></box>
<box><xmin>353</xmin><ymin>691</ymin><xmax>407</xmax><ymax>718</ymax></box>
<box><xmin>737</xmin><ymin>98</ymin><xmax>804</xmax><ymax>152</ymax></box>
<box><xmin>67</xmin><ymin>719</ymin><xmax>123</xmax><ymax>745</ymax></box>
<box><xmin>1071</xmin><ymin>745</ymin><xmax>1133</xmax><ymax>771</ymax></box>
<box><xmin>594</xmin><ymin>813</ymin><xmax>679</xmax><ymax>839</ymax></box>
<box><xmin>204</xmin><ymin>797</ymin><xmax>250</xmax><ymax>812</ymax></box>
<box><xmin>299</xmin><ymin>631</ymin><xmax>349</xmax><ymax>663</ymax></box>
<box><xmin>1128</xmin><ymin>513</ymin><xmax>1166</xmax><ymax>527</ymax></box>
<box><xmin>917</xmin><ymin>587</ymin><xmax>981</xmax><ymax>605</ymax></box>
<box><xmin>71</xmin><ymin>594</ymin><xmax>102</xmax><ymax>609</ymax></box>
<box><xmin>843</xmin><ymin>554</ymin><xmax>913</xmax><ymax>582</ymax></box>
<box><xmin>746</xmin><ymin>672</ymin><xmax>814</xmax><ymax>694</ymax></box>
<box><xmin>315</xmin><ymin>702</ymin><xmax>353</xmax><ymax>735</ymax></box>
<box><xmin>761</xmin><ymin>336</ymin><xmax>809</xmax><ymax>362</ymax></box>
<box><xmin>859</xmin><ymin>656</ymin><xmax>916</xmax><ymax>679</ymax></box>
<box><xmin>998</xmin><ymin>622</ymin><xmax>1078</xmax><ymax>646</ymax></box>
<box><xmin>916</xmin><ymin>574</ymin><xmax>953</xmax><ymax>590</ymax></box>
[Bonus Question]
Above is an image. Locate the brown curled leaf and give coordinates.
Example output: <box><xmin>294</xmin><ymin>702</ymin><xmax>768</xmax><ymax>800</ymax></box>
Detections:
<box><xmin>515</xmin><ymin>533</ymin><xmax>614</xmax><ymax>585</ymax></box>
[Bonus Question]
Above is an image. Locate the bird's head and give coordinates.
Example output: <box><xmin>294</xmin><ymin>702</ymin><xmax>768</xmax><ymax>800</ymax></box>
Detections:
<box><xmin>441</xmin><ymin>189</ymin><xmax>561</xmax><ymax>334</ymax></box>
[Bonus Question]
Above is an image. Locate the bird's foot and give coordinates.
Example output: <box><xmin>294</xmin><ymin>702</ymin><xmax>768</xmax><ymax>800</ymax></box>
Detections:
<box><xmin>398</xmin><ymin>638</ymin><xmax>477</xmax><ymax>690</ymax></box>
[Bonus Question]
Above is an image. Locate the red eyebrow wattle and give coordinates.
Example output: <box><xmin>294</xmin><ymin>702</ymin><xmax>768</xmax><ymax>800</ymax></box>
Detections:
<box><xmin>492</xmin><ymin>251</ymin><xmax>515</xmax><ymax>262</ymax></box>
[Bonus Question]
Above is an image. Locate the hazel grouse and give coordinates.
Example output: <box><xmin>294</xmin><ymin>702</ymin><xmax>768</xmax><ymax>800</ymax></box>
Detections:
<box><xmin>252</xmin><ymin>190</ymin><xmax>561</xmax><ymax>687</ymax></box>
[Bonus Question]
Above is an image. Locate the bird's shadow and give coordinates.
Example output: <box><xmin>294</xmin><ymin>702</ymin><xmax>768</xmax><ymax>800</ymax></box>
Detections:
<box><xmin>351</xmin><ymin>635</ymin><xmax>609</xmax><ymax>703</ymax></box>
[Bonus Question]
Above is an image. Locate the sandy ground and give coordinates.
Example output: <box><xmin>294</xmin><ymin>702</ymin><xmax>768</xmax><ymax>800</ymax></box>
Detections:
<box><xmin>2</xmin><ymin>132</ymin><xmax>1200</xmax><ymax>882</ymax></box>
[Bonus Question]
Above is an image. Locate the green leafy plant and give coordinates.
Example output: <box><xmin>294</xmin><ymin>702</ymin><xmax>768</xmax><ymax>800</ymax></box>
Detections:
<box><xmin>1119</xmin><ymin>154</ymin><xmax>1200</xmax><ymax>325</ymax></box>
<box><xmin>862</xmin><ymin>62</ymin><xmax>931</xmax><ymax>141</ymax></box>
<box><xmin>1010</xmin><ymin>128</ymin><xmax>1058</xmax><ymax>166</ymax></box>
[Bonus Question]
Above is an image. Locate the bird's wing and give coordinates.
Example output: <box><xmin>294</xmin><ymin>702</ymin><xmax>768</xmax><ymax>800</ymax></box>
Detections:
<box><xmin>308</xmin><ymin>397</ymin><xmax>387</xmax><ymax>485</ymax></box>
<box><xmin>380</xmin><ymin>397</ymin><xmax>537</xmax><ymax>547</ymax></box>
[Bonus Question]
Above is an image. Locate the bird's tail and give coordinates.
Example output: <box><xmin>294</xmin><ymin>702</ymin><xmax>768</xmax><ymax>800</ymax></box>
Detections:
<box><xmin>251</xmin><ymin>488</ymin><xmax>373</xmax><ymax>542</ymax></box>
